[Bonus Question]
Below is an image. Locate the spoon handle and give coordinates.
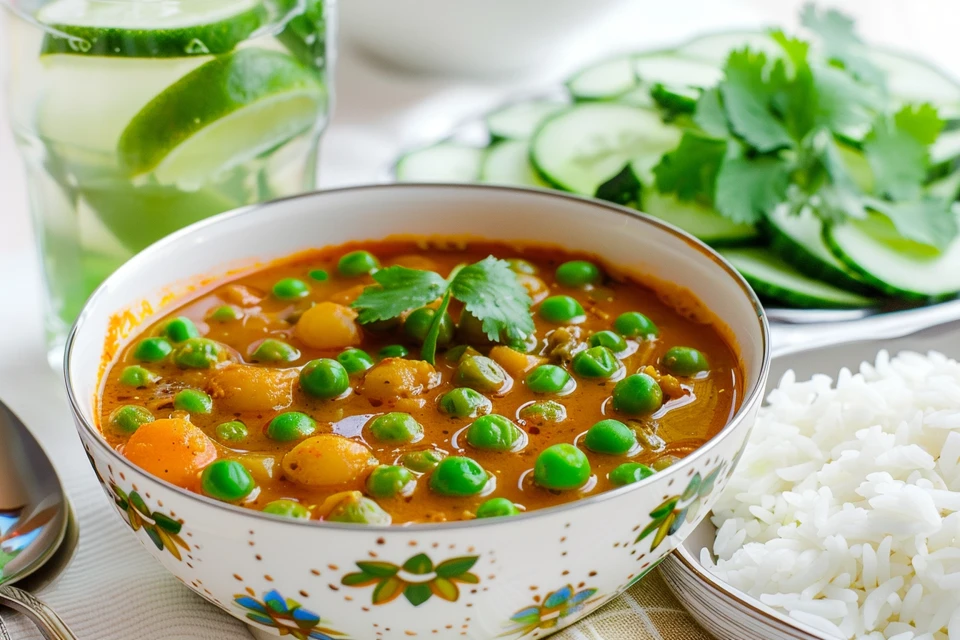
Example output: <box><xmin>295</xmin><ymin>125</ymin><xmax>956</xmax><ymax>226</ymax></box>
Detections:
<box><xmin>0</xmin><ymin>585</ymin><xmax>78</xmax><ymax>640</ymax></box>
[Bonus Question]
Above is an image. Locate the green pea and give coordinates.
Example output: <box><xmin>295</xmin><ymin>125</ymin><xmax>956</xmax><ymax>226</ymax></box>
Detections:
<box><xmin>466</xmin><ymin>414</ymin><xmax>524</xmax><ymax>451</ymax></box>
<box><xmin>109</xmin><ymin>405</ymin><xmax>154</xmax><ymax>434</ymax></box>
<box><xmin>299</xmin><ymin>358</ymin><xmax>350</xmax><ymax>399</ymax></box>
<box><xmin>251</xmin><ymin>339</ymin><xmax>300</xmax><ymax>363</ymax></box>
<box><xmin>589</xmin><ymin>330</ymin><xmax>627</xmax><ymax>353</ymax></box>
<box><xmin>430</xmin><ymin>456</ymin><xmax>488</xmax><ymax>496</ymax></box>
<box><xmin>398</xmin><ymin>449</ymin><xmax>446</xmax><ymax>473</ymax></box>
<box><xmin>366</xmin><ymin>465</ymin><xmax>416</xmax><ymax>498</ymax></box>
<box><xmin>308</xmin><ymin>269</ymin><xmax>329</xmax><ymax>281</ymax></box>
<box><xmin>173</xmin><ymin>389</ymin><xmax>213</xmax><ymax>414</ymax></box>
<box><xmin>662</xmin><ymin>346</ymin><xmax>710</xmax><ymax>376</ymax></box>
<box><xmin>119</xmin><ymin>365</ymin><xmax>159</xmax><ymax>387</ymax></box>
<box><xmin>267</xmin><ymin>412</ymin><xmax>317</xmax><ymax>442</ymax></box>
<box><xmin>614</xmin><ymin>312</ymin><xmax>659</xmax><ymax>339</ymax></box>
<box><xmin>208</xmin><ymin>305</ymin><xmax>242</xmax><ymax>322</ymax></box>
<box><xmin>163</xmin><ymin>316</ymin><xmax>199</xmax><ymax>342</ymax></box>
<box><xmin>609</xmin><ymin>462</ymin><xmax>655</xmax><ymax>486</ymax></box>
<box><xmin>508</xmin><ymin>332</ymin><xmax>540</xmax><ymax>354</ymax></box>
<box><xmin>337</xmin><ymin>348</ymin><xmax>375</xmax><ymax>375</ymax></box>
<box><xmin>584</xmin><ymin>419</ymin><xmax>637</xmax><ymax>455</ymax></box>
<box><xmin>556</xmin><ymin>260</ymin><xmax>601</xmax><ymax>287</ymax></box>
<box><xmin>538</xmin><ymin>296</ymin><xmax>585</xmax><ymax>323</ymax></box>
<box><xmin>379</xmin><ymin>344</ymin><xmax>409</xmax><ymax>359</ymax></box>
<box><xmin>653</xmin><ymin>455</ymin><xmax>680</xmax><ymax>471</ymax></box>
<box><xmin>263</xmin><ymin>499</ymin><xmax>310</xmax><ymax>519</ymax></box>
<box><xmin>327</xmin><ymin>495</ymin><xmax>391</xmax><ymax>525</ymax></box>
<box><xmin>133</xmin><ymin>337</ymin><xmax>172</xmax><ymax>362</ymax></box>
<box><xmin>526</xmin><ymin>365</ymin><xmax>574</xmax><ymax>395</ymax></box>
<box><xmin>272</xmin><ymin>278</ymin><xmax>310</xmax><ymax>300</ymax></box>
<box><xmin>533</xmin><ymin>444</ymin><xmax>591</xmax><ymax>490</ymax></box>
<box><xmin>506</xmin><ymin>258</ymin><xmax>537</xmax><ymax>275</ymax></box>
<box><xmin>571</xmin><ymin>346</ymin><xmax>622</xmax><ymax>379</ymax></box>
<box><xmin>404</xmin><ymin>307</ymin><xmax>455</xmax><ymax>346</ymax></box>
<box><xmin>519</xmin><ymin>400</ymin><xmax>567</xmax><ymax>424</ymax></box>
<box><xmin>201</xmin><ymin>460</ymin><xmax>255</xmax><ymax>502</ymax></box>
<box><xmin>173</xmin><ymin>338</ymin><xmax>224</xmax><ymax>369</ymax></box>
<box><xmin>475</xmin><ymin>497</ymin><xmax>521</xmax><ymax>519</ymax></box>
<box><xmin>338</xmin><ymin>251</ymin><xmax>379</xmax><ymax>277</ymax></box>
<box><xmin>369</xmin><ymin>412</ymin><xmax>423</xmax><ymax>444</ymax></box>
<box><xmin>612</xmin><ymin>373</ymin><xmax>663</xmax><ymax>415</ymax></box>
<box><xmin>455</xmin><ymin>355</ymin><xmax>509</xmax><ymax>393</ymax></box>
<box><xmin>216</xmin><ymin>421</ymin><xmax>248</xmax><ymax>442</ymax></box>
<box><xmin>439</xmin><ymin>388</ymin><xmax>492</xmax><ymax>418</ymax></box>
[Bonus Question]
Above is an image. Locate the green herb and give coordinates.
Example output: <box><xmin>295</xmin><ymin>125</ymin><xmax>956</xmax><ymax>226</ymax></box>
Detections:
<box><xmin>353</xmin><ymin>257</ymin><xmax>534</xmax><ymax>365</ymax></box>
<box><xmin>652</xmin><ymin>8</ymin><xmax>956</xmax><ymax>249</ymax></box>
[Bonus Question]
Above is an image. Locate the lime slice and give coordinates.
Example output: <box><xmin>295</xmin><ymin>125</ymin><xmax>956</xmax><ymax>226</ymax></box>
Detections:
<box><xmin>37</xmin><ymin>0</ymin><xmax>267</xmax><ymax>57</ymax></box>
<box><xmin>274</xmin><ymin>0</ymin><xmax>328</xmax><ymax>68</ymax></box>
<box><xmin>117</xmin><ymin>48</ymin><xmax>326</xmax><ymax>187</ymax></box>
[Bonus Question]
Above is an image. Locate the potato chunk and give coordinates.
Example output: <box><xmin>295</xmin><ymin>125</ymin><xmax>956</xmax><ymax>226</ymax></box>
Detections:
<box><xmin>295</xmin><ymin>302</ymin><xmax>362</xmax><ymax>350</ymax></box>
<box><xmin>282</xmin><ymin>435</ymin><xmax>377</xmax><ymax>487</ymax></box>
<box><xmin>123</xmin><ymin>418</ymin><xmax>216</xmax><ymax>490</ymax></box>
<box><xmin>209</xmin><ymin>364</ymin><xmax>296</xmax><ymax>412</ymax></box>
<box><xmin>361</xmin><ymin>358</ymin><xmax>440</xmax><ymax>401</ymax></box>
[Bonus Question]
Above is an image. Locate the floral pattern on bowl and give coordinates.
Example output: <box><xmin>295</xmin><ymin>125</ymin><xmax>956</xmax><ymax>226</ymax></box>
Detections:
<box><xmin>341</xmin><ymin>553</ymin><xmax>480</xmax><ymax>606</ymax></box>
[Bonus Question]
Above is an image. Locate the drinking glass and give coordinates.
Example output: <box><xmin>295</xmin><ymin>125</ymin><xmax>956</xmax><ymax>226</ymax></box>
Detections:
<box><xmin>2</xmin><ymin>0</ymin><xmax>335</xmax><ymax>366</ymax></box>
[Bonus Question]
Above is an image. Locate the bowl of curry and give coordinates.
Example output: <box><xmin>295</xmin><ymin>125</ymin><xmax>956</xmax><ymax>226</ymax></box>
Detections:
<box><xmin>65</xmin><ymin>184</ymin><xmax>769</xmax><ymax>639</ymax></box>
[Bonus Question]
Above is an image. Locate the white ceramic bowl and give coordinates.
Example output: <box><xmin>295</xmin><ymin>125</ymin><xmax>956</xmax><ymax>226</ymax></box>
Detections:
<box><xmin>339</xmin><ymin>0</ymin><xmax>633</xmax><ymax>78</ymax></box>
<box><xmin>65</xmin><ymin>184</ymin><xmax>769</xmax><ymax>639</ymax></box>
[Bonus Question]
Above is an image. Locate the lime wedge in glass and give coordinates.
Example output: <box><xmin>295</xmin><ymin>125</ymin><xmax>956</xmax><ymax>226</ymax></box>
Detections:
<box><xmin>37</xmin><ymin>0</ymin><xmax>267</xmax><ymax>57</ymax></box>
<box><xmin>117</xmin><ymin>48</ymin><xmax>326</xmax><ymax>188</ymax></box>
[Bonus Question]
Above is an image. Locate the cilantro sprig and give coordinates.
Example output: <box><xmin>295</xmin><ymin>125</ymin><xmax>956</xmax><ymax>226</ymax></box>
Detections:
<box><xmin>652</xmin><ymin>6</ymin><xmax>957</xmax><ymax>249</ymax></box>
<box><xmin>352</xmin><ymin>257</ymin><xmax>534</xmax><ymax>365</ymax></box>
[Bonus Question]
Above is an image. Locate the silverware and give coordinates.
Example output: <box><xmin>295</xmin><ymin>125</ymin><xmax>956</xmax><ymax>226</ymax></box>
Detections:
<box><xmin>0</xmin><ymin>400</ymin><xmax>79</xmax><ymax>640</ymax></box>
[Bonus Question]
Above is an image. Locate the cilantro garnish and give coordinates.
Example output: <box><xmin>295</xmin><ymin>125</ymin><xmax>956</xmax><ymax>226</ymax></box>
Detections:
<box><xmin>352</xmin><ymin>257</ymin><xmax>534</xmax><ymax>365</ymax></box>
<box><xmin>652</xmin><ymin>7</ymin><xmax>956</xmax><ymax>249</ymax></box>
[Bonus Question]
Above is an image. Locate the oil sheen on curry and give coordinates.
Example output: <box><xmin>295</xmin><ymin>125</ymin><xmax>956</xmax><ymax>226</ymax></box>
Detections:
<box><xmin>98</xmin><ymin>239</ymin><xmax>742</xmax><ymax>525</ymax></box>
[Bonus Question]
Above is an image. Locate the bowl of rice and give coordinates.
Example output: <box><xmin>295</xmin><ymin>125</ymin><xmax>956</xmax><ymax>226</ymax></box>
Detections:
<box><xmin>662</xmin><ymin>321</ymin><xmax>960</xmax><ymax>640</ymax></box>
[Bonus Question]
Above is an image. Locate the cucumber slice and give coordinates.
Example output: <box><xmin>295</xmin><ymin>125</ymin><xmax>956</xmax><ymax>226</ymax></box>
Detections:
<box><xmin>675</xmin><ymin>31</ymin><xmax>780</xmax><ymax>65</ymax></box>
<box><xmin>633</xmin><ymin>54</ymin><xmax>723</xmax><ymax>89</ymax></box>
<box><xmin>650</xmin><ymin>84</ymin><xmax>699</xmax><ymax>116</ymax></box>
<box><xmin>485</xmin><ymin>100</ymin><xmax>566</xmax><ymax>141</ymax></box>
<box><xmin>395</xmin><ymin>143</ymin><xmax>483</xmax><ymax>183</ymax></box>
<box><xmin>765</xmin><ymin>206</ymin><xmax>875</xmax><ymax>294</ymax></box>
<box><xmin>826</xmin><ymin>212</ymin><xmax>960</xmax><ymax>300</ymax></box>
<box><xmin>38</xmin><ymin>0</ymin><xmax>266</xmax><ymax>57</ymax></box>
<box><xmin>869</xmin><ymin>49</ymin><xmax>960</xmax><ymax>111</ymax></box>
<box><xmin>720</xmin><ymin>247</ymin><xmax>875</xmax><ymax>309</ymax></box>
<box><xmin>118</xmin><ymin>48</ymin><xmax>326</xmax><ymax>188</ymax></box>
<box><xmin>566</xmin><ymin>55</ymin><xmax>637</xmax><ymax>101</ymax></box>
<box><xmin>480</xmin><ymin>140</ymin><xmax>548</xmax><ymax>188</ymax></box>
<box><xmin>642</xmin><ymin>189</ymin><xmax>760</xmax><ymax>247</ymax></box>
<box><xmin>618</xmin><ymin>85</ymin><xmax>656</xmax><ymax>108</ymax></box>
<box><xmin>530</xmin><ymin>104</ymin><xmax>681</xmax><ymax>196</ymax></box>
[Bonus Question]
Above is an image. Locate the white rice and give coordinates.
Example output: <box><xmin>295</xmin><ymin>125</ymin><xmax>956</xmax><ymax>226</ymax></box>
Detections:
<box><xmin>706</xmin><ymin>350</ymin><xmax>960</xmax><ymax>640</ymax></box>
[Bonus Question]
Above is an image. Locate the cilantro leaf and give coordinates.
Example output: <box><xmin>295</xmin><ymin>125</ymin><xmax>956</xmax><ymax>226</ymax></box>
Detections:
<box><xmin>866</xmin><ymin>196</ymin><xmax>958</xmax><ymax>249</ymax></box>
<box><xmin>693</xmin><ymin>88</ymin><xmax>729</xmax><ymax>138</ymax></box>
<box><xmin>894</xmin><ymin>103</ymin><xmax>944</xmax><ymax>145</ymax></box>
<box><xmin>352</xmin><ymin>267</ymin><xmax>446</xmax><ymax>324</ymax></box>
<box><xmin>800</xmin><ymin>4</ymin><xmax>884</xmax><ymax>87</ymax></box>
<box><xmin>653</xmin><ymin>132</ymin><xmax>727</xmax><ymax>202</ymax></box>
<box><xmin>863</xmin><ymin>106</ymin><xmax>940</xmax><ymax>201</ymax></box>
<box><xmin>449</xmin><ymin>257</ymin><xmax>533</xmax><ymax>343</ymax></box>
<box><xmin>714</xmin><ymin>154</ymin><xmax>791</xmax><ymax>224</ymax></box>
<box><xmin>720</xmin><ymin>49</ymin><xmax>794</xmax><ymax>152</ymax></box>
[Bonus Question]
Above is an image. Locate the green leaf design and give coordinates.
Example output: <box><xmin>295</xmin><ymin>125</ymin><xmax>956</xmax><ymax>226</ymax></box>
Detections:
<box><xmin>698</xmin><ymin>467</ymin><xmax>721</xmax><ymax>498</ymax></box>
<box><xmin>356</xmin><ymin>561</ymin><xmax>400</xmax><ymax>577</ymax></box>
<box><xmin>403</xmin><ymin>583</ymin><xmax>433</xmax><ymax>607</ymax></box>
<box><xmin>111</xmin><ymin>484</ymin><xmax>129</xmax><ymax>503</ymax></box>
<box><xmin>637</xmin><ymin>518</ymin><xmax>662</xmax><ymax>543</ymax></box>
<box><xmin>669</xmin><ymin>507</ymin><xmax>688</xmax><ymax>536</ymax></box>
<box><xmin>402</xmin><ymin>553</ymin><xmax>434</xmax><ymax>575</ymax></box>
<box><xmin>372</xmin><ymin>576</ymin><xmax>405</xmax><ymax>605</ymax></box>
<box><xmin>129</xmin><ymin>491</ymin><xmax>151</xmax><ymax>517</ymax></box>
<box><xmin>153</xmin><ymin>513</ymin><xmax>182</xmax><ymax>534</ymax></box>
<box><xmin>682</xmin><ymin>473</ymin><xmax>702</xmax><ymax>502</ymax></box>
<box><xmin>651</xmin><ymin>512</ymin><xmax>676</xmax><ymax>550</ymax></box>
<box><xmin>144</xmin><ymin>525</ymin><xmax>164</xmax><ymax>550</ymax></box>
<box><xmin>435</xmin><ymin>556</ymin><xmax>478</xmax><ymax>578</ymax></box>
<box><xmin>455</xmin><ymin>572</ymin><xmax>480</xmax><ymax>585</ymax></box>
<box><xmin>649</xmin><ymin>497</ymin><xmax>677</xmax><ymax>519</ymax></box>
<box><xmin>341</xmin><ymin>572</ymin><xmax>379</xmax><ymax>587</ymax></box>
<box><xmin>429</xmin><ymin>577</ymin><xmax>459</xmax><ymax>602</ymax></box>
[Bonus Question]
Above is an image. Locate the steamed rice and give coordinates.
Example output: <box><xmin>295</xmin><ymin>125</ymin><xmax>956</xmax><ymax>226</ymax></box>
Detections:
<box><xmin>706</xmin><ymin>350</ymin><xmax>960</xmax><ymax>640</ymax></box>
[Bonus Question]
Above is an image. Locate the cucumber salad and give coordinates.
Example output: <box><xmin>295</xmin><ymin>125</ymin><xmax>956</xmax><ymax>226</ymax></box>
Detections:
<box><xmin>396</xmin><ymin>6</ymin><xmax>960</xmax><ymax>309</ymax></box>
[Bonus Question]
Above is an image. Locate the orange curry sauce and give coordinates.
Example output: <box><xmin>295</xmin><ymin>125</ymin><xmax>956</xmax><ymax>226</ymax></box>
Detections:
<box><xmin>98</xmin><ymin>240</ymin><xmax>742</xmax><ymax>524</ymax></box>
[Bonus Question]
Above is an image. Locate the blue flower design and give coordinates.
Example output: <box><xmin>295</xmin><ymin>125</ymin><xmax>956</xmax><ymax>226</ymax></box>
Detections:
<box><xmin>234</xmin><ymin>590</ymin><xmax>346</xmax><ymax>639</ymax></box>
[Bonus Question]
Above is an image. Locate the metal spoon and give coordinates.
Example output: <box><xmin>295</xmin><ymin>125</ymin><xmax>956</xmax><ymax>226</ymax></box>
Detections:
<box><xmin>0</xmin><ymin>400</ymin><xmax>79</xmax><ymax>640</ymax></box>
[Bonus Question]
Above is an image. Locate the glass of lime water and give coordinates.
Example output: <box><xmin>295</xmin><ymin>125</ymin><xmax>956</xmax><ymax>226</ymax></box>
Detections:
<box><xmin>3</xmin><ymin>0</ymin><xmax>333</xmax><ymax>366</ymax></box>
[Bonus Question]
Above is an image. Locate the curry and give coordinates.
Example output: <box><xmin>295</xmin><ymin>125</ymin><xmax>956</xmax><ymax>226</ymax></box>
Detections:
<box><xmin>97</xmin><ymin>239</ymin><xmax>742</xmax><ymax>525</ymax></box>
